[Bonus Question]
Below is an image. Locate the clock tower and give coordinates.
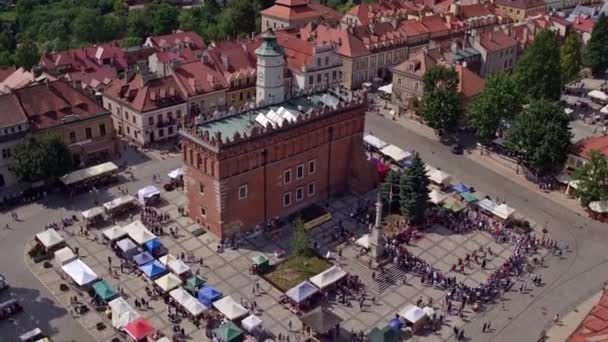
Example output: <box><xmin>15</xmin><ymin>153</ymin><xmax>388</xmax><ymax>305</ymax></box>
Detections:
<box><xmin>255</xmin><ymin>29</ymin><xmax>285</xmax><ymax>107</ymax></box>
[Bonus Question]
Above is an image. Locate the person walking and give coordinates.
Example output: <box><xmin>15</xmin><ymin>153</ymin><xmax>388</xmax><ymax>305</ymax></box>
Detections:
<box><xmin>482</xmin><ymin>322</ymin><xmax>487</xmax><ymax>332</ymax></box>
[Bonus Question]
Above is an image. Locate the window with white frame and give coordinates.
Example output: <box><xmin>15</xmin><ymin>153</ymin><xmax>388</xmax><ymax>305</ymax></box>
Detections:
<box><xmin>308</xmin><ymin>182</ymin><xmax>315</xmax><ymax>196</ymax></box>
<box><xmin>199</xmin><ymin>183</ymin><xmax>205</xmax><ymax>194</ymax></box>
<box><xmin>238</xmin><ymin>184</ymin><xmax>248</xmax><ymax>199</ymax></box>
<box><xmin>296</xmin><ymin>187</ymin><xmax>304</xmax><ymax>201</ymax></box>
<box><xmin>283</xmin><ymin>192</ymin><xmax>292</xmax><ymax>207</ymax></box>
<box><xmin>200</xmin><ymin>206</ymin><xmax>207</xmax><ymax>217</ymax></box>
<box><xmin>296</xmin><ymin>164</ymin><xmax>304</xmax><ymax>179</ymax></box>
<box><xmin>283</xmin><ymin>169</ymin><xmax>292</xmax><ymax>184</ymax></box>
<box><xmin>308</xmin><ymin>160</ymin><xmax>316</xmax><ymax>175</ymax></box>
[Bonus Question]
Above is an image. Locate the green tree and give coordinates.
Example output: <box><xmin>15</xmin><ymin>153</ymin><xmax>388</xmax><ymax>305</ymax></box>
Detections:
<box><xmin>560</xmin><ymin>30</ymin><xmax>582</xmax><ymax>84</ymax></box>
<box><xmin>121</xmin><ymin>36</ymin><xmax>142</xmax><ymax>48</ymax></box>
<box><xmin>73</xmin><ymin>9</ymin><xmax>103</xmax><ymax>43</ymax></box>
<box><xmin>585</xmin><ymin>14</ymin><xmax>608</xmax><ymax>78</ymax></box>
<box><xmin>573</xmin><ymin>150</ymin><xmax>608</xmax><ymax>206</ymax></box>
<box><xmin>421</xmin><ymin>65</ymin><xmax>462</xmax><ymax>134</ymax></box>
<box><xmin>0</xmin><ymin>51</ymin><xmax>12</xmax><ymax>66</ymax></box>
<box><xmin>399</xmin><ymin>153</ymin><xmax>430</xmax><ymax>225</ymax></box>
<box><xmin>149</xmin><ymin>3</ymin><xmax>179</xmax><ymax>35</ymax></box>
<box><xmin>506</xmin><ymin>99</ymin><xmax>572</xmax><ymax>175</ymax></box>
<box><xmin>512</xmin><ymin>29</ymin><xmax>562</xmax><ymax>101</ymax></box>
<box><xmin>14</xmin><ymin>39</ymin><xmax>40</xmax><ymax>71</ymax></box>
<box><xmin>128</xmin><ymin>9</ymin><xmax>152</xmax><ymax>38</ymax></box>
<box><xmin>381</xmin><ymin>170</ymin><xmax>402</xmax><ymax>212</ymax></box>
<box><xmin>11</xmin><ymin>135</ymin><xmax>73</xmax><ymax>183</ymax></box>
<box><xmin>178</xmin><ymin>10</ymin><xmax>198</xmax><ymax>32</ymax></box>
<box><xmin>291</xmin><ymin>217</ymin><xmax>312</xmax><ymax>258</ymax></box>
<box><xmin>468</xmin><ymin>73</ymin><xmax>522</xmax><ymax>142</ymax></box>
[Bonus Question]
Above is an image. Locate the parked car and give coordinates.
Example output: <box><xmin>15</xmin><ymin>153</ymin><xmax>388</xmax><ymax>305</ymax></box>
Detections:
<box><xmin>451</xmin><ymin>143</ymin><xmax>463</xmax><ymax>155</ymax></box>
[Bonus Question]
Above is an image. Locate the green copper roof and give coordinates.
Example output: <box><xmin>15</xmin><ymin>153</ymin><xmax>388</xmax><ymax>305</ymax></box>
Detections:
<box><xmin>255</xmin><ymin>29</ymin><xmax>283</xmax><ymax>57</ymax></box>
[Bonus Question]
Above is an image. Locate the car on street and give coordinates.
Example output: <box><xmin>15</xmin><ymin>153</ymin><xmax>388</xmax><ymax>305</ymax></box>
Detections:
<box><xmin>450</xmin><ymin>143</ymin><xmax>463</xmax><ymax>155</ymax></box>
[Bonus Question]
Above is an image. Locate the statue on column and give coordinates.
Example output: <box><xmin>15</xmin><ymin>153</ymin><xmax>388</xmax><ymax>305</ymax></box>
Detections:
<box><xmin>369</xmin><ymin>190</ymin><xmax>385</xmax><ymax>261</ymax></box>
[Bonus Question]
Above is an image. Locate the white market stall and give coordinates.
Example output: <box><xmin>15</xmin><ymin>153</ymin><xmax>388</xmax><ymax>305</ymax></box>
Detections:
<box><xmin>589</xmin><ymin>201</ymin><xmax>608</xmax><ymax>214</ymax></box>
<box><xmin>429</xmin><ymin>189</ymin><xmax>448</xmax><ymax>205</ymax></box>
<box><xmin>355</xmin><ymin>234</ymin><xmax>370</xmax><ymax>249</ymax></box>
<box><xmin>82</xmin><ymin>206</ymin><xmax>104</xmax><ymax>225</ymax></box>
<box><xmin>154</xmin><ymin>273</ymin><xmax>183</xmax><ymax>292</ymax></box>
<box><xmin>477</xmin><ymin>198</ymin><xmax>498</xmax><ymax>213</ymax></box>
<box><xmin>363</xmin><ymin>134</ymin><xmax>388</xmax><ymax>150</ymax></box>
<box><xmin>114</xmin><ymin>309</ymin><xmax>140</xmax><ymax>330</ymax></box>
<box><xmin>54</xmin><ymin>247</ymin><xmax>77</xmax><ymax>266</ymax></box>
<box><xmin>61</xmin><ymin>259</ymin><xmax>98</xmax><ymax>287</ymax></box>
<box><xmin>168</xmin><ymin>259</ymin><xmax>191</xmax><ymax>276</ymax></box>
<box><xmin>103</xmin><ymin>225</ymin><xmax>128</xmax><ymax>242</ymax></box>
<box><xmin>378</xmin><ymin>83</ymin><xmax>392</xmax><ymax>95</ymax></box>
<box><xmin>213</xmin><ymin>296</ymin><xmax>248</xmax><ymax>320</ymax></box>
<box><xmin>35</xmin><ymin>229</ymin><xmax>65</xmax><ymax>250</ymax></box>
<box><xmin>168</xmin><ymin>168</ymin><xmax>184</xmax><ymax>179</ymax></box>
<box><xmin>170</xmin><ymin>287</ymin><xmax>208</xmax><ymax>317</ymax></box>
<box><xmin>309</xmin><ymin>266</ymin><xmax>347</xmax><ymax>290</ymax></box>
<box><xmin>159</xmin><ymin>254</ymin><xmax>178</xmax><ymax>266</ymax></box>
<box><xmin>123</xmin><ymin>221</ymin><xmax>156</xmax><ymax>245</ymax></box>
<box><xmin>138</xmin><ymin>185</ymin><xmax>161</xmax><ymax>206</ymax></box>
<box><xmin>399</xmin><ymin>305</ymin><xmax>428</xmax><ymax>334</ymax></box>
<box><xmin>588</xmin><ymin>90</ymin><xmax>608</xmax><ymax>102</ymax></box>
<box><xmin>492</xmin><ymin>204</ymin><xmax>516</xmax><ymax>220</ymax></box>
<box><xmin>285</xmin><ymin>281</ymin><xmax>320</xmax><ymax>304</ymax></box>
<box><xmin>242</xmin><ymin>314</ymin><xmax>263</xmax><ymax>332</ymax></box>
<box><xmin>601</xmin><ymin>104</ymin><xmax>608</xmax><ymax>115</ymax></box>
<box><xmin>60</xmin><ymin>161</ymin><xmax>118</xmax><ymax>186</ymax></box>
<box><xmin>380</xmin><ymin>144</ymin><xmax>412</xmax><ymax>163</ymax></box>
<box><xmin>103</xmin><ymin>195</ymin><xmax>137</xmax><ymax>215</ymax></box>
<box><xmin>425</xmin><ymin>165</ymin><xmax>451</xmax><ymax>185</ymax></box>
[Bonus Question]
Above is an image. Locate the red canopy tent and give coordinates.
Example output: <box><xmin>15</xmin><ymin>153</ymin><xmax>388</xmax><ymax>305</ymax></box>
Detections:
<box><xmin>124</xmin><ymin>318</ymin><xmax>155</xmax><ymax>341</ymax></box>
<box><xmin>376</xmin><ymin>161</ymin><xmax>390</xmax><ymax>181</ymax></box>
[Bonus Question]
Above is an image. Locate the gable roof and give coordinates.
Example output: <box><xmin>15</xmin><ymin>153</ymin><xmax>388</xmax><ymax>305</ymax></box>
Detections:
<box><xmin>479</xmin><ymin>30</ymin><xmax>517</xmax><ymax>51</ymax></box>
<box><xmin>455</xmin><ymin>64</ymin><xmax>485</xmax><ymax>98</ymax></box>
<box><xmin>0</xmin><ymin>92</ymin><xmax>28</xmax><ymax>128</ymax></box>
<box><xmin>104</xmin><ymin>75</ymin><xmax>185</xmax><ymax>113</ymax></box>
<box><xmin>461</xmin><ymin>3</ymin><xmax>494</xmax><ymax>18</ymax></box>
<box><xmin>146</xmin><ymin>31</ymin><xmax>206</xmax><ymax>51</ymax></box>
<box><xmin>304</xmin><ymin>24</ymin><xmax>370</xmax><ymax>58</ymax></box>
<box><xmin>172</xmin><ymin>61</ymin><xmax>228</xmax><ymax>97</ymax></box>
<box><xmin>495</xmin><ymin>0</ymin><xmax>546</xmax><ymax>9</ymax></box>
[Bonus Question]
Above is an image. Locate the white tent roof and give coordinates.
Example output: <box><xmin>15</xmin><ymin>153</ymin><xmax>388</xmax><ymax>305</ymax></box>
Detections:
<box><xmin>363</xmin><ymin>134</ymin><xmax>388</xmax><ymax>150</ymax></box>
<box><xmin>569</xmin><ymin>180</ymin><xmax>581</xmax><ymax>190</ymax></box>
<box><xmin>123</xmin><ymin>221</ymin><xmax>156</xmax><ymax>245</ymax></box>
<box><xmin>138</xmin><ymin>185</ymin><xmax>160</xmax><ymax>204</ymax></box>
<box><xmin>492</xmin><ymin>203</ymin><xmax>516</xmax><ymax>219</ymax></box>
<box><xmin>588</xmin><ymin>90</ymin><xmax>608</xmax><ymax>101</ymax></box>
<box><xmin>429</xmin><ymin>189</ymin><xmax>448</xmax><ymax>205</ymax></box>
<box><xmin>425</xmin><ymin>165</ymin><xmax>451</xmax><ymax>184</ymax></box>
<box><xmin>378</xmin><ymin>83</ymin><xmax>392</xmax><ymax>94</ymax></box>
<box><xmin>82</xmin><ymin>206</ymin><xmax>104</xmax><ymax>219</ymax></box>
<box><xmin>103</xmin><ymin>225</ymin><xmax>127</xmax><ymax>241</ymax></box>
<box><xmin>36</xmin><ymin>229</ymin><xmax>64</xmax><ymax>248</ymax></box>
<box><xmin>159</xmin><ymin>254</ymin><xmax>178</xmax><ymax>266</ymax></box>
<box><xmin>168</xmin><ymin>259</ymin><xmax>190</xmax><ymax>275</ymax></box>
<box><xmin>601</xmin><ymin>104</ymin><xmax>608</xmax><ymax>114</ymax></box>
<box><xmin>242</xmin><ymin>314</ymin><xmax>263</xmax><ymax>332</ymax></box>
<box><xmin>109</xmin><ymin>297</ymin><xmax>131</xmax><ymax>315</ymax></box>
<box><xmin>55</xmin><ymin>247</ymin><xmax>76</xmax><ymax>266</ymax></box>
<box><xmin>60</xmin><ymin>161</ymin><xmax>118</xmax><ymax>185</ymax></box>
<box><xmin>213</xmin><ymin>296</ymin><xmax>248</xmax><ymax>320</ymax></box>
<box><xmin>61</xmin><ymin>259</ymin><xmax>98</xmax><ymax>286</ymax></box>
<box><xmin>154</xmin><ymin>273</ymin><xmax>183</xmax><ymax>292</ymax></box>
<box><xmin>168</xmin><ymin>168</ymin><xmax>184</xmax><ymax>179</ymax></box>
<box><xmin>103</xmin><ymin>195</ymin><xmax>136</xmax><ymax>212</ymax></box>
<box><xmin>380</xmin><ymin>144</ymin><xmax>411</xmax><ymax>162</ymax></box>
<box><xmin>399</xmin><ymin>305</ymin><xmax>427</xmax><ymax>323</ymax></box>
<box><xmin>422</xmin><ymin>306</ymin><xmax>435</xmax><ymax>317</ymax></box>
<box><xmin>589</xmin><ymin>200</ymin><xmax>608</xmax><ymax>213</ymax></box>
<box><xmin>113</xmin><ymin>309</ymin><xmax>140</xmax><ymax>329</ymax></box>
<box><xmin>355</xmin><ymin>234</ymin><xmax>370</xmax><ymax>249</ymax></box>
<box><xmin>169</xmin><ymin>287</ymin><xmax>208</xmax><ymax>316</ymax></box>
<box><xmin>477</xmin><ymin>198</ymin><xmax>498</xmax><ymax>212</ymax></box>
<box><xmin>309</xmin><ymin>266</ymin><xmax>347</xmax><ymax>289</ymax></box>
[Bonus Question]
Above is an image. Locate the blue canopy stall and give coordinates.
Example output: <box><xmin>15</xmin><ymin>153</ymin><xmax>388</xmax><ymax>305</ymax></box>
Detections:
<box><xmin>133</xmin><ymin>251</ymin><xmax>154</xmax><ymax>266</ymax></box>
<box><xmin>388</xmin><ymin>318</ymin><xmax>403</xmax><ymax>330</ymax></box>
<box><xmin>197</xmin><ymin>285</ymin><xmax>223</xmax><ymax>306</ymax></box>
<box><xmin>452</xmin><ymin>182</ymin><xmax>470</xmax><ymax>194</ymax></box>
<box><xmin>139</xmin><ymin>260</ymin><xmax>166</xmax><ymax>279</ymax></box>
<box><xmin>143</xmin><ymin>238</ymin><xmax>166</xmax><ymax>257</ymax></box>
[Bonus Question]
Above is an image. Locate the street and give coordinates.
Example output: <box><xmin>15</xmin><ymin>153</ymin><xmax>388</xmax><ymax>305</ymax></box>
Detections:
<box><xmin>366</xmin><ymin>112</ymin><xmax>608</xmax><ymax>342</ymax></box>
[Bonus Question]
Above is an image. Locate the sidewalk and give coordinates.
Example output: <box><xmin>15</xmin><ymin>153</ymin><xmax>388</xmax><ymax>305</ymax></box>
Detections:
<box><xmin>545</xmin><ymin>290</ymin><xmax>603</xmax><ymax>341</ymax></box>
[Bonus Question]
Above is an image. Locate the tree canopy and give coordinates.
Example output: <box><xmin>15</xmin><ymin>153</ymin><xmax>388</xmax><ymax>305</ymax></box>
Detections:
<box><xmin>505</xmin><ymin>99</ymin><xmax>572</xmax><ymax>175</ymax></box>
<box><xmin>399</xmin><ymin>153</ymin><xmax>430</xmax><ymax>225</ymax></box>
<box><xmin>512</xmin><ymin>29</ymin><xmax>562</xmax><ymax>101</ymax></box>
<box><xmin>381</xmin><ymin>170</ymin><xmax>402</xmax><ymax>212</ymax></box>
<box><xmin>573</xmin><ymin>150</ymin><xmax>608</xmax><ymax>207</ymax></box>
<box><xmin>585</xmin><ymin>14</ymin><xmax>608</xmax><ymax>78</ymax></box>
<box><xmin>468</xmin><ymin>73</ymin><xmax>522</xmax><ymax>142</ymax></box>
<box><xmin>11</xmin><ymin>134</ymin><xmax>73</xmax><ymax>183</ymax></box>
<box><xmin>291</xmin><ymin>217</ymin><xmax>312</xmax><ymax>258</ymax></box>
<box><xmin>421</xmin><ymin>65</ymin><xmax>462</xmax><ymax>134</ymax></box>
<box><xmin>560</xmin><ymin>30</ymin><xmax>582</xmax><ymax>84</ymax></box>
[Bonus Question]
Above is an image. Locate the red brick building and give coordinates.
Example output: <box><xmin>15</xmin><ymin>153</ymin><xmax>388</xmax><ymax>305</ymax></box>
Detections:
<box><xmin>180</xmin><ymin>90</ymin><xmax>375</xmax><ymax>238</ymax></box>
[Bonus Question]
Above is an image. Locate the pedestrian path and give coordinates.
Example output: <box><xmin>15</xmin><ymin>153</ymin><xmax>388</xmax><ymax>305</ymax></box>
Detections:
<box><xmin>340</xmin><ymin>252</ymin><xmax>408</xmax><ymax>294</ymax></box>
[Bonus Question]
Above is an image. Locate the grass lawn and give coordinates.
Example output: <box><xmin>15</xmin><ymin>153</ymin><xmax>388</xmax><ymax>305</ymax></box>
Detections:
<box><xmin>265</xmin><ymin>255</ymin><xmax>331</xmax><ymax>292</ymax></box>
<box><xmin>0</xmin><ymin>10</ymin><xmax>16</xmax><ymax>22</ymax></box>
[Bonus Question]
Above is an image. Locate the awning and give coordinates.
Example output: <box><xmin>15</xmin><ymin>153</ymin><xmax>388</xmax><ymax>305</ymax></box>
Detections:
<box><xmin>168</xmin><ymin>259</ymin><xmax>191</xmax><ymax>275</ymax></box>
<box><xmin>82</xmin><ymin>207</ymin><xmax>104</xmax><ymax>220</ymax></box>
<box><xmin>425</xmin><ymin>165</ymin><xmax>451</xmax><ymax>185</ymax></box>
<box><xmin>168</xmin><ymin>168</ymin><xmax>184</xmax><ymax>179</ymax></box>
<box><xmin>61</xmin><ymin>259</ymin><xmax>98</xmax><ymax>286</ymax></box>
<box><xmin>589</xmin><ymin>200</ymin><xmax>608</xmax><ymax>213</ymax></box>
<box><xmin>144</xmin><ymin>238</ymin><xmax>163</xmax><ymax>253</ymax></box>
<box><xmin>116</xmin><ymin>238</ymin><xmax>138</xmax><ymax>257</ymax></box>
<box><xmin>309</xmin><ymin>266</ymin><xmax>347</xmax><ymax>289</ymax></box>
<box><xmin>123</xmin><ymin>221</ymin><xmax>156</xmax><ymax>245</ymax></box>
<box><xmin>139</xmin><ymin>260</ymin><xmax>166</xmax><ymax>279</ymax></box>
<box><xmin>138</xmin><ymin>185</ymin><xmax>160</xmax><ymax>204</ymax></box>
<box><xmin>54</xmin><ymin>247</ymin><xmax>76</xmax><ymax>266</ymax></box>
<box><xmin>285</xmin><ymin>281</ymin><xmax>320</xmax><ymax>304</ymax></box>
<box><xmin>198</xmin><ymin>285</ymin><xmax>223</xmax><ymax>306</ymax></box>
<box><xmin>460</xmin><ymin>192</ymin><xmax>478</xmax><ymax>203</ymax></box>
<box><xmin>60</xmin><ymin>161</ymin><xmax>118</xmax><ymax>186</ymax></box>
<box><xmin>155</xmin><ymin>273</ymin><xmax>183</xmax><ymax>292</ymax></box>
<box><xmin>422</xmin><ymin>306</ymin><xmax>435</xmax><ymax>317</ymax></box>
<box><xmin>113</xmin><ymin>309</ymin><xmax>140</xmax><ymax>330</ymax></box>
<box><xmin>213</xmin><ymin>296</ymin><xmax>248</xmax><ymax>320</ymax></box>
<box><xmin>103</xmin><ymin>195</ymin><xmax>136</xmax><ymax>212</ymax></box>
<box><xmin>388</xmin><ymin>319</ymin><xmax>403</xmax><ymax>330</ymax></box>
<box><xmin>251</xmin><ymin>254</ymin><xmax>269</xmax><ymax>266</ymax></box>
<box><xmin>133</xmin><ymin>251</ymin><xmax>154</xmax><ymax>266</ymax></box>
<box><xmin>429</xmin><ymin>189</ymin><xmax>448</xmax><ymax>205</ymax></box>
<box><xmin>601</xmin><ymin>104</ymin><xmax>608</xmax><ymax>114</ymax></box>
<box><xmin>159</xmin><ymin>254</ymin><xmax>178</xmax><ymax>266</ymax></box>
<box><xmin>184</xmin><ymin>275</ymin><xmax>206</xmax><ymax>294</ymax></box>
<box><xmin>92</xmin><ymin>280</ymin><xmax>118</xmax><ymax>302</ymax></box>
<box><xmin>169</xmin><ymin>287</ymin><xmax>208</xmax><ymax>316</ymax></box>
<box><xmin>124</xmin><ymin>318</ymin><xmax>155</xmax><ymax>341</ymax></box>
<box><xmin>368</xmin><ymin>326</ymin><xmax>400</xmax><ymax>342</ymax></box>
<box><xmin>492</xmin><ymin>203</ymin><xmax>516</xmax><ymax>219</ymax></box>
<box><xmin>213</xmin><ymin>321</ymin><xmax>244</xmax><ymax>342</ymax></box>
<box><xmin>300</xmin><ymin>307</ymin><xmax>343</xmax><ymax>334</ymax></box>
<box><xmin>588</xmin><ymin>90</ymin><xmax>608</xmax><ymax>101</ymax></box>
<box><xmin>103</xmin><ymin>226</ymin><xmax>127</xmax><ymax>241</ymax></box>
<box><xmin>399</xmin><ymin>305</ymin><xmax>426</xmax><ymax>324</ymax></box>
<box><xmin>355</xmin><ymin>234</ymin><xmax>370</xmax><ymax>249</ymax></box>
<box><xmin>378</xmin><ymin>83</ymin><xmax>392</xmax><ymax>94</ymax></box>
<box><xmin>452</xmin><ymin>182</ymin><xmax>470</xmax><ymax>193</ymax></box>
<box><xmin>364</xmin><ymin>134</ymin><xmax>388</xmax><ymax>150</ymax></box>
<box><xmin>36</xmin><ymin>229</ymin><xmax>64</xmax><ymax>249</ymax></box>
<box><xmin>442</xmin><ymin>196</ymin><xmax>465</xmax><ymax>212</ymax></box>
<box><xmin>380</xmin><ymin>144</ymin><xmax>411</xmax><ymax>163</ymax></box>
<box><xmin>108</xmin><ymin>297</ymin><xmax>131</xmax><ymax>315</ymax></box>
<box><xmin>242</xmin><ymin>314</ymin><xmax>263</xmax><ymax>332</ymax></box>
<box><xmin>477</xmin><ymin>198</ymin><xmax>497</xmax><ymax>212</ymax></box>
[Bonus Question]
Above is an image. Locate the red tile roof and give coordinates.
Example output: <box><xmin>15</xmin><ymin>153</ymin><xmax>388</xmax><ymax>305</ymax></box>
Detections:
<box><xmin>261</xmin><ymin>4</ymin><xmax>322</xmax><ymax>20</ymax></box>
<box><xmin>146</xmin><ymin>31</ymin><xmax>206</xmax><ymax>51</ymax></box>
<box><xmin>172</xmin><ymin>61</ymin><xmax>228</xmax><ymax>97</ymax></box>
<box><xmin>0</xmin><ymin>92</ymin><xmax>28</xmax><ymax>128</ymax></box>
<box><xmin>569</xmin><ymin>290</ymin><xmax>608</xmax><ymax>342</ymax></box>
<box><xmin>302</xmin><ymin>24</ymin><xmax>370</xmax><ymax>58</ymax></box>
<box><xmin>0</xmin><ymin>67</ymin><xmax>16</xmax><ymax>83</ymax></box>
<box><xmin>401</xmin><ymin>19</ymin><xmax>430</xmax><ymax>37</ymax></box>
<box><xmin>573</xmin><ymin>136</ymin><xmax>608</xmax><ymax>160</ymax></box>
<box><xmin>155</xmin><ymin>47</ymin><xmax>198</xmax><ymax>64</ymax></box>
<box><xmin>276</xmin><ymin>0</ymin><xmax>309</xmax><ymax>6</ymax></box>
<box><xmin>572</xmin><ymin>16</ymin><xmax>596</xmax><ymax>33</ymax></box>
<box><xmin>495</xmin><ymin>0</ymin><xmax>545</xmax><ymax>9</ymax></box>
<box><xmin>461</xmin><ymin>4</ymin><xmax>494</xmax><ymax>18</ymax></box>
<box><xmin>12</xmin><ymin>81</ymin><xmax>106</xmax><ymax>129</ymax></box>
<box><xmin>479</xmin><ymin>30</ymin><xmax>517</xmax><ymax>52</ymax></box>
<box><xmin>308</xmin><ymin>3</ymin><xmax>342</xmax><ymax>21</ymax></box>
<box><xmin>276</xmin><ymin>31</ymin><xmax>314</xmax><ymax>69</ymax></box>
<box><xmin>455</xmin><ymin>64</ymin><xmax>485</xmax><ymax>98</ymax></box>
<box><xmin>421</xmin><ymin>15</ymin><xmax>450</xmax><ymax>34</ymax></box>
<box><xmin>104</xmin><ymin>75</ymin><xmax>185</xmax><ymax>113</ymax></box>
<box><xmin>206</xmin><ymin>39</ymin><xmax>260</xmax><ymax>81</ymax></box>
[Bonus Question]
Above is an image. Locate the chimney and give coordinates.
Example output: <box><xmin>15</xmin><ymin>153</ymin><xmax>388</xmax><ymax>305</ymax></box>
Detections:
<box><xmin>202</xmin><ymin>52</ymin><xmax>209</xmax><ymax>65</ymax></box>
<box><xmin>450</xmin><ymin>3</ymin><xmax>461</xmax><ymax>16</ymax></box>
